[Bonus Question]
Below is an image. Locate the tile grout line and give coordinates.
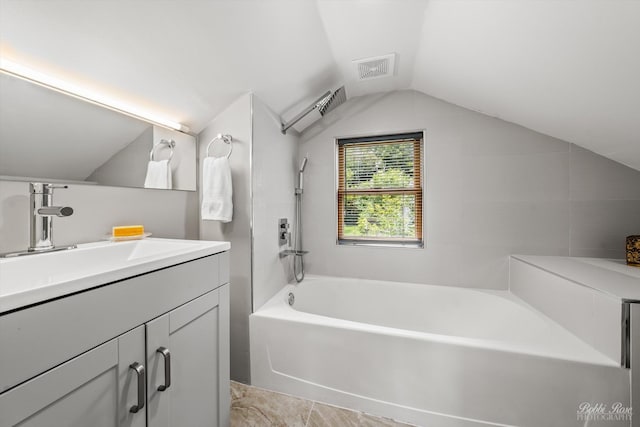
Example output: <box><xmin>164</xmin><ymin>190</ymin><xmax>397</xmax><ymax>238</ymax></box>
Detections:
<box><xmin>304</xmin><ymin>401</ymin><xmax>315</xmax><ymax>427</ymax></box>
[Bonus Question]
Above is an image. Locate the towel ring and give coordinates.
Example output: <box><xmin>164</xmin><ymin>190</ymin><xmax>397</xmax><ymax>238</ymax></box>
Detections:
<box><xmin>206</xmin><ymin>134</ymin><xmax>233</xmax><ymax>159</ymax></box>
<box><xmin>150</xmin><ymin>139</ymin><xmax>175</xmax><ymax>162</ymax></box>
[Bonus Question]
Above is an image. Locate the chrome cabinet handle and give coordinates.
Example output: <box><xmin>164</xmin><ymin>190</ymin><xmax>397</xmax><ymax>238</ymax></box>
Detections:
<box><xmin>129</xmin><ymin>362</ymin><xmax>146</xmax><ymax>413</ymax></box>
<box><xmin>156</xmin><ymin>347</ymin><xmax>171</xmax><ymax>391</ymax></box>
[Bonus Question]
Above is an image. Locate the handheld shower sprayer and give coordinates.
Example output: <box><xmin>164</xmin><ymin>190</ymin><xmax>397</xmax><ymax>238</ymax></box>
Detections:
<box><xmin>297</xmin><ymin>157</ymin><xmax>308</xmax><ymax>194</ymax></box>
<box><xmin>293</xmin><ymin>157</ymin><xmax>308</xmax><ymax>282</ymax></box>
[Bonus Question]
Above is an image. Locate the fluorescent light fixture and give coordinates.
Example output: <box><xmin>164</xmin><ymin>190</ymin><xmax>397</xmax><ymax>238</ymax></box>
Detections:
<box><xmin>0</xmin><ymin>58</ymin><xmax>189</xmax><ymax>133</ymax></box>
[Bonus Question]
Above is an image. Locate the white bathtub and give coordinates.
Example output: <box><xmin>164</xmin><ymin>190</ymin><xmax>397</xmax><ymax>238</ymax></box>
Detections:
<box><xmin>250</xmin><ymin>276</ymin><xmax>629</xmax><ymax>427</ymax></box>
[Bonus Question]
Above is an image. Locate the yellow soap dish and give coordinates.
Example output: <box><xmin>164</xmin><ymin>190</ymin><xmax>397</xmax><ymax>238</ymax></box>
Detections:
<box><xmin>105</xmin><ymin>232</ymin><xmax>152</xmax><ymax>242</ymax></box>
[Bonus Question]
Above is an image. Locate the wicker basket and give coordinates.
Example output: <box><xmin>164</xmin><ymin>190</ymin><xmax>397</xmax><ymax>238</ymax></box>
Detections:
<box><xmin>627</xmin><ymin>235</ymin><xmax>640</xmax><ymax>267</ymax></box>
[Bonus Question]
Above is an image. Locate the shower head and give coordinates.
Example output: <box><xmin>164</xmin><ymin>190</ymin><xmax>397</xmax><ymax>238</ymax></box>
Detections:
<box><xmin>281</xmin><ymin>86</ymin><xmax>347</xmax><ymax>134</ymax></box>
<box><xmin>317</xmin><ymin>86</ymin><xmax>346</xmax><ymax>116</ymax></box>
<box><xmin>299</xmin><ymin>157</ymin><xmax>308</xmax><ymax>173</ymax></box>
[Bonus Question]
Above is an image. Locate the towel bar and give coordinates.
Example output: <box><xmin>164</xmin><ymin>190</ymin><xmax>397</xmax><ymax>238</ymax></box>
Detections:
<box><xmin>206</xmin><ymin>134</ymin><xmax>233</xmax><ymax>159</ymax></box>
<box><xmin>150</xmin><ymin>139</ymin><xmax>175</xmax><ymax>162</ymax></box>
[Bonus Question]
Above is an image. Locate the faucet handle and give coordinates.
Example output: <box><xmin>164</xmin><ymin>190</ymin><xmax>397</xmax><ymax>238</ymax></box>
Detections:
<box><xmin>37</xmin><ymin>206</ymin><xmax>74</xmax><ymax>217</ymax></box>
<box><xmin>29</xmin><ymin>183</ymin><xmax>69</xmax><ymax>194</ymax></box>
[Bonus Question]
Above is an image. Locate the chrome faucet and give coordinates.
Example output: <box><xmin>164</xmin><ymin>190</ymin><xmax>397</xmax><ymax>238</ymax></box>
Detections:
<box><xmin>28</xmin><ymin>183</ymin><xmax>75</xmax><ymax>252</ymax></box>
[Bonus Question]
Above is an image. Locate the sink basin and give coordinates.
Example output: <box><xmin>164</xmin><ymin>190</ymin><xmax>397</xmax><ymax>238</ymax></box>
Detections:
<box><xmin>0</xmin><ymin>238</ymin><xmax>230</xmax><ymax>313</ymax></box>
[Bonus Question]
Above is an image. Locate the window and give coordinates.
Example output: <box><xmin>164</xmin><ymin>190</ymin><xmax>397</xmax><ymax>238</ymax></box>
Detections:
<box><xmin>337</xmin><ymin>132</ymin><xmax>423</xmax><ymax>247</ymax></box>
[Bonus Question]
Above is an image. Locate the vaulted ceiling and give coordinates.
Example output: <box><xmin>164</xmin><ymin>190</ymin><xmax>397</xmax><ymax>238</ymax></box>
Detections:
<box><xmin>1</xmin><ymin>0</ymin><xmax>639</xmax><ymax>169</ymax></box>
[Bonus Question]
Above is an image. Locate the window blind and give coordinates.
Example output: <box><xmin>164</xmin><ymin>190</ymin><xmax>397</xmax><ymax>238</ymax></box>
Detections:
<box><xmin>337</xmin><ymin>133</ymin><xmax>423</xmax><ymax>245</ymax></box>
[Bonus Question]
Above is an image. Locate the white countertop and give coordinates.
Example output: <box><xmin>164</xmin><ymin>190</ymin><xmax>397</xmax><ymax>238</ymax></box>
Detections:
<box><xmin>0</xmin><ymin>238</ymin><xmax>230</xmax><ymax>314</ymax></box>
<box><xmin>512</xmin><ymin>255</ymin><xmax>640</xmax><ymax>302</ymax></box>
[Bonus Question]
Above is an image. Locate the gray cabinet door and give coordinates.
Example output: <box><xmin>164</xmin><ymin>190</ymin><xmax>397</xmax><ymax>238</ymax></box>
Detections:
<box><xmin>146</xmin><ymin>285</ymin><xmax>230</xmax><ymax>427</ymax></box>
<box><xmin>0</xmin><ymin>326</ymin><xmax>146</xmax><ymax>427</ymax></box>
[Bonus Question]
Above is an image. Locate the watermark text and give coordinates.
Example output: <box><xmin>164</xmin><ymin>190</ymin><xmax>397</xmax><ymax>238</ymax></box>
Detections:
<box><xmin>577</xmin><ymin>402</ymin><xmax>632</xmax><ymax>422</ymax></box>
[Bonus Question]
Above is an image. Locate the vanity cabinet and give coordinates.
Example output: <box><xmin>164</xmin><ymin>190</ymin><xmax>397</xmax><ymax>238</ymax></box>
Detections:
<box><xmin>0</xmin><ymin>251</ymin><xmax>230</xmax><ymax>427</ymax></box>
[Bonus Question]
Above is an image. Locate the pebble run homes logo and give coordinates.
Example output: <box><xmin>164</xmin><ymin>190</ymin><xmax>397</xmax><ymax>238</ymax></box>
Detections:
<box><xmin>577</xmin><ymin>402</ymin><xmax>632</xmax><ymax>422</ymax></box>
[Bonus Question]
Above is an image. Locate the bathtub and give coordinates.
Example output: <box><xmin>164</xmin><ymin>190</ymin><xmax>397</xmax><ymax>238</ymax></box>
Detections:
<box><xmin>250</xmin><ymin>276</ymin><xmax>629</xmax><ymax>427</ymax></box>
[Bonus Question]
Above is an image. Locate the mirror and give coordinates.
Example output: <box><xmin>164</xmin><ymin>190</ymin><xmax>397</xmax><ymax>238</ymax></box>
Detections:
<box><xmin>0</xmin><ymin>72</ymin><xmax>196</xmax><ymax>191</ymax></box>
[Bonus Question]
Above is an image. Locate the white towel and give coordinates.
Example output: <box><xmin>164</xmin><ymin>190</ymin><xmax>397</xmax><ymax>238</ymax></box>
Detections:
<box><xmin>144</xmin><ymin>160</ymin><xmax>172</xmax><ymax>189</ymax></box>
<box><xmin>201</xmin><ymin>157</ymin><xmax>233</xmax><ymax>222</ymax></box>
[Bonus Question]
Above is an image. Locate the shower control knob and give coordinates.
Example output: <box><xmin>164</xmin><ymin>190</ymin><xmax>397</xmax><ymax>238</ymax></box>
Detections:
<box><xmin>278</xmin><ymin>218</ymin><xmax>290</xmax><ymax>246</ymax></box>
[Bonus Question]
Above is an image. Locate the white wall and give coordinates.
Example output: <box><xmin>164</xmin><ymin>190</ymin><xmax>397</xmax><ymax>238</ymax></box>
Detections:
<box><xmin>299</xmin><ymin>90</ymin><xmax>640</xmax><ymax>289</ymax></box>
<box><xmin>198</xmin><ymin>94</ymin><xmax>253</xmax><ymax>384</ymax></box>
<box><xmin>198</xmin><ymin>94</ymin><xmax>298</xmax><ymax>383</ymax></box>
<box><xmin>0</xmin><ymin>180</ymin><xmax>198</xmax><ymax>254</ymax></box>
<box><xmin>251</xmin><ymin>96</ymin><xmax>298</xmax><ymax>311</ymax></box>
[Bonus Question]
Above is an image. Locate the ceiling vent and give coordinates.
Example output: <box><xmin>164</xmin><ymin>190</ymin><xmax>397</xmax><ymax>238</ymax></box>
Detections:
<box><xmin>353</xmin><ymin>53</ymin><xmax>396</xmax><ymax>81</ymax></box>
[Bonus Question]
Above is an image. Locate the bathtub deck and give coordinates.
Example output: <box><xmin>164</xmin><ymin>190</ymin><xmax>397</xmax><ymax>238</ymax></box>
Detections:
<box><xmin>231</xmin><ymin>381</ymin><xmax>416</xmax><ymax>427</ymax></box>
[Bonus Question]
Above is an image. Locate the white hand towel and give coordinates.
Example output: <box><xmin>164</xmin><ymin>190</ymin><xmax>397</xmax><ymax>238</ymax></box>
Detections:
<box><xmin>144</xmin><ymin>160</ymin><xmax>172</xmax><ymax>189</ymax></box>
<box><xmin>201</xmin><ymin>157</ymin><xmax>233</xmax><ymax>222</ymax></box>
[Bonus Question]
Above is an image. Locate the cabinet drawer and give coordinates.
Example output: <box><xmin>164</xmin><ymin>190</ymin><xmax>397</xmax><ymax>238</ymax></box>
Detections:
<box><xmin>0</xmin><ymin>253</ymin><xmax>223</xmax><ymax>393</ymax></box>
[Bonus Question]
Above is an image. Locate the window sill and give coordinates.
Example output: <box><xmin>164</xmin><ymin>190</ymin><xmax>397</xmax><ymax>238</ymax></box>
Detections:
<box><xmin>337</xmin><ymin>239</ymin><xmax>424</xmax><ymax>249</ymax></box>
